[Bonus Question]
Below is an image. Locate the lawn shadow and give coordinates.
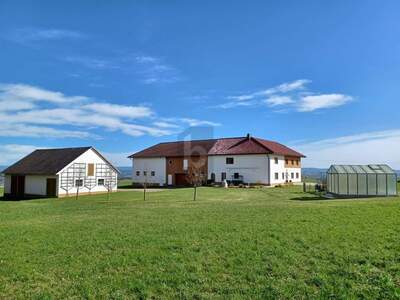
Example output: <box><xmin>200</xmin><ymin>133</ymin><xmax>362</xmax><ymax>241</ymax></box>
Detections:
<box><xmin>290</xmin><ymin>192</ymin><xmax>326</xmax><ymax>201</ymax></box>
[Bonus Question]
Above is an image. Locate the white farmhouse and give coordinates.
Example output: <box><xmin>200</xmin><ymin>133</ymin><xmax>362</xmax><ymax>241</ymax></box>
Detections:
<box><xmin>2</xmin><ymin>147</ymin><xmax>119</xmax><ymax>199</ymax></box>
<box><xmin>129</xmin><ymin>134</ymin><xmax>305</xmax><ymax>186</ymax></box>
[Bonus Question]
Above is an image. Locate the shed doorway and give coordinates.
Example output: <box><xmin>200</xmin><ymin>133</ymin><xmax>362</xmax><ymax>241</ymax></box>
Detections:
<box><xmin>46</xmin><ymin>178</ymin><xmax>57</xmax><ymax>197</ymax></box>
<box><xmin>11</xmin><ymin>175</ymin><xmax>25</xmax><ymax>198</ymax></box>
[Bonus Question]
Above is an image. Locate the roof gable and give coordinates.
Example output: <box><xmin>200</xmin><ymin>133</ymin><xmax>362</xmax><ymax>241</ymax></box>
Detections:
<box><xmin>2</xmin><ymin>147</ymin><xmax>92</xmax><ymax>175</ymax></box>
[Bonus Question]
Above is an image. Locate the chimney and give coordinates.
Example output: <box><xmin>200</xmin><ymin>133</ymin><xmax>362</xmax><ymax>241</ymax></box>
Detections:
<box><xmin>246</xmin><ymin>133</ymin><xmax>251</xmax><ymax>139</ymax></box>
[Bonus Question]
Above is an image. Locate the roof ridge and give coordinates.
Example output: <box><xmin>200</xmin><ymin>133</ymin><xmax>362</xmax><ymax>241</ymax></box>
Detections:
<box><xmin>155</xmin><ymin>136</ymin><xmax>247</xmax><ymax>145</ymax></box>
<box><xmin>35</xmin><ymin>146</ymin><xmax>92</xmax><ymax>151</ymax></box>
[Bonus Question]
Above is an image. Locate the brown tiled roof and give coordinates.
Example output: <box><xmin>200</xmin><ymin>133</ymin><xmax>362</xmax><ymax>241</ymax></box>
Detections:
<box><xmin>129</xmin><ymin>136</ymin><xmax>305</xmax><ymax>158</ymax></box>
<box><xmin>130</xmin><ymin>139</ymin><xmax>216</xmax><ymax>158</ymax></box>
<box><xmin>3</xmin><ymin>147</ymin><xmax>92</xmax><ymax>175</ymax></box>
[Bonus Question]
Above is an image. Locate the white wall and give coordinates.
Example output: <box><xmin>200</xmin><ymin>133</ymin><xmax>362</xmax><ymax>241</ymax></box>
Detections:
<box><xmin>208</xmin><ymin>155</ymin><xmax>270</xmax><ymax>184</ymax></box>
<box><xmin>286</xmin><ymin>167</ymin><xmax>302</xmax><ymax>183</ymax></box>
<box><xmin>4</xmin><ymin>175</ymin><xmax>11</xmax><ymax>194</ymax></box>
<box><xmin>58</xmin><ymin>148</ymin><xmax>118</xmax><ymax>196</ymax></box>
<box><xmin>132</xmin><ymin>157</ymin><xmax>166</xmax><ymax>186</ymax></box>
<box><xmin>208</xmin><ymin>154</ymin><xmax>302</xmax><ymax>185</ymax></box>
<box><xmin>25</xmin><ymin>175</ymin><xmax>57</xmax><ymax>196</ymax></box>
<box><xmin>269</xmin><ymin>155</ymin><xmax>286</xmax><ymax>185</ymax></box>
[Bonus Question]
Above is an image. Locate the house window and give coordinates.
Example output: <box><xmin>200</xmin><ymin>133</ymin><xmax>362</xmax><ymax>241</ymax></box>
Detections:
<box><xmin>211</xmin><ymin>173</ymin><xmax>216</xmax><ymax>181</ymax></box>
<box><xmin>296</xmin><ymin>173</ymin><xmax>299</xmax><ymax>179</ymax></box>
<box><xmin>169</xmin><ymin>160</ymin><xmax>172</xmax><ymax>165</ymax></box>
<box><xmin>296</xmin><ymin>160</ymin><xmax>299</xmax><ymax>166</ymax></box>
<box><xmin>151</xmin><ymin>171</ymin><xmax>155</xmax><ymax>176</ymax></box>
<box><xmin>183</xmin><ymin>159</ymin><xmax>188</xmax><ymax>170</ymax></box>
<box><xmin>275</xmin><ymin>172</ymin><xmax>279</xmax><ymax>180</ymax></box>
<box><xmin>75</xmin><ymin>179</ymin><xmax>83</xmax><ymax>187</ymax></box>
<box><xmin>285</xmin><ymin>159</ymin><xmax>288</xmax><ymax>165</ymax></box>
<box><xmin>143</xmin><ymin>171</ymin><xmax>147</xmax><ymax>176</ymax></box>
<box><xmin>291</xmin><ymin>160</ymin><xmax>294</xmax><ymax>165</ymax></box>
<box><xmin>136</xmin><ymin>171</ymin><xmax>140</xmax><ymax>176</ymax></box>
<box><xmin>233</xmin><ymin>172</ymin><xmax>239</xmax><ymax>179</ymax></box>
<box><xmin>98</xmin><ymin>179</ymin><xmax>105</xmax><ymax>186</ymax></box>
<box><xmin>291</xmin><ymin>172</ymin><xmax>294</xmax><ymax>179</ymax></box>
<box><xmin>221</xmin><ymin>172</ymin><xmax>226</xmax><ymax>181</ymax></box>
<box><xmin>87</xmin><ymin>163</ymin><xmax>94</xmax><ymax>176</ymax></box>
<box><xmin>274</xmin><ymin>157</ymin><xmax>278</xmax><ymax>164</ymax></box>
<box><xmin>282</xmin><ymin>172</ymin><xmax>285</xmax><ymax>179</ymax></box>
<box><xmin>226</xmin><ymin>157</ymin><xmax>234</xmax><ymax>164</ymax></box>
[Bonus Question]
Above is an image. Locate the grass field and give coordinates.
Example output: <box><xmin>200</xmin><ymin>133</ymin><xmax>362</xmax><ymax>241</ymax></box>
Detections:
<box><xmin>0</xmin><ymin>186</ymin><xmax>399</xmax><ymax>298</ymax></box>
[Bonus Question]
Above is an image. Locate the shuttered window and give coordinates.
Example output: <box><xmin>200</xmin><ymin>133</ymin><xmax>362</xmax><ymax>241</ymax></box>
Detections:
<box><xmin>87</xmin><ymin>163</ymin><xmax>94</xmax><ymax>176</ymax></box>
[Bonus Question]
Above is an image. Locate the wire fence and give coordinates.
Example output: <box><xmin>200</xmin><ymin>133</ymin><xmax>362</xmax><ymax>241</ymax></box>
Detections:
<box><xmin>303</xmin><ymin>182</ymin><xmax>326</xmax><ymax>193</ymax></box>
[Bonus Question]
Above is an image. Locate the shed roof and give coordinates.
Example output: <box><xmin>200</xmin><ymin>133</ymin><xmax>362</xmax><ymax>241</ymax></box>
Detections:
<box><xmin>328</xmin><ymin>164</ymin><xmax>395</xmax><ymax>174</ymax></box>
<box><xmin>1</xmin><ymin>147</ymin><xmax>119</xmax><ymax>175</ymax></box>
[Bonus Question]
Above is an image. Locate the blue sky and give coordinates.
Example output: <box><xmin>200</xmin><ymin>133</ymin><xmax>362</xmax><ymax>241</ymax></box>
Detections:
<box><xmin>1</xmin><ymin>1</ymin><xmax>400</xmax><ymax>167</ymax></box>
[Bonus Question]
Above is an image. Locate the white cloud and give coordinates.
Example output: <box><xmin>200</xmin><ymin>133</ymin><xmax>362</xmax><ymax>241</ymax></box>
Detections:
<box><xmin>298</xmin><ymin>94</ymin><xmax>353</xmax><ymax>112</ymax></box>
<box><xmin>0</xmin><ymin>124</ymin><xmax>93</xmax><ymax>139</ymax></box>
<box><xmin>179</xmin><ymin>118</ymin><xmax>221</xmax><ymax>127</ymax></box>
<box><xmin>84</xmin><ymin>103</ymin><xmax>153</xmax><ymax>119</ymax></box>
<box><xmin>213</xmin><ymin>101</ymin><xmax>257</xmax><ymax>109</ymax></box>
<box><xmin>0</xmin><ymin>144</ymin><xmax>38</xmax><ymax>166</ymax></box>
<box><xmin>265</xmin><ymin>79</ymin><xmax>311</xmax><ymax>94</ymax></box>
<box><xmin>0</xmin><ymin>83</ymin><xmax>88</xmax><ymax>103</ymax></box>
<box><xmin>135</xmin><ymin>56</ymin><xmax>158</xmax><ymax>63</ymax></box>
<box><xmin>0</xmin><ymin>83</ymin><xmax>219</xmax><ymax>139</ymax></box>
<box><xmin>64</xmin><ymin>56</ymin><xmax>119</xmax><ymax>70</ymax></box>
<box><xmin>7</xmin><ymin>28</ymin><xmax>86</xmax><ymax>43</ymax></box>
<box><xmin>264</xmin><ymin>96</ymin><xmax>294</xmax><ymax>107</ymax></box>
<box><xmin>216</xmin><ymin>79</ymin><xmax>353</xmax><ymax>113</ymax></box>
<box><xmin>153</xmin><ymin>121</ymin><xmax>180</xmax><ymax>129</ymax></box>
<box><xmin>294</xmin><ymin>129</ymin><xmax>400</xmax><ymax>169</ymax></box>
<box><xmin>0</xmin><ymin>100</ymin><xmax>36</xmax><ymax>111</ymax></box>
<box><xmin>63</xmin><ymin>53</ymin><xmax>180</xmax><ymax>84</ymax></box>
<box><xmin>227</xmin><ymin>79</ymin><xmax>311</xmax><ymax>103</ymax></box>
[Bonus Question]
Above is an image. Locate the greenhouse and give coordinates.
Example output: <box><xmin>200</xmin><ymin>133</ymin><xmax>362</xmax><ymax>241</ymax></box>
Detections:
<box><xmin>327</xmin><ymin>164</ymin><xmax>397</xmax><ymax>197</ymax></box>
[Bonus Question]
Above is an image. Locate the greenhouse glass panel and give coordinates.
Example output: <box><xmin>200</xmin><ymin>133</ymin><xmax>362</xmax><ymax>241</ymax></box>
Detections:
<box><xmin>357</xmin><ymin>174</ymin><xmax>367</xmax><ymax>195</ymax></box>
<box><xmin>348</xmin><ymin>174</ymin><xmax>358</xmax><ymax>195</ymax></box>
<box><xmin>338</xmin><ymin>174</ymin><xmax>348</xmax><ymax>195</ymax></box>
<box><xmin>377</xmin><ymin>174</ymin><xmax>387</xmax><ymax>195</ymax></box>
<box><xmin>387</xmin><ymin>174</ymin><xmax>397</xmax><ymax>196</ymax></box>
<box><xmin>367</xmin><ymin>174</ymin><xmax>377</xmax><ymax>196</ymax></box>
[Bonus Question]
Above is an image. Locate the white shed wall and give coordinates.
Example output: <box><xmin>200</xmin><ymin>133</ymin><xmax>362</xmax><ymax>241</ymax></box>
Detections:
<box><xmin>25</xmin><ymin>175</ymin><xmax>57</xmax><ymax>196</ymax></box>
<box><xmin>132</xmin><ymin>157</ymin><xmax>166</xmax><ymax>186</ymax></box>
<box><xmin>208</xmin><ymin>155</ymin><xmax>270</xmax><ymax>184</ymax></box>
<box><xmin>58</xmin><ymin>148</ymin><xmax>118</xmax><ymax>196</ymax></box>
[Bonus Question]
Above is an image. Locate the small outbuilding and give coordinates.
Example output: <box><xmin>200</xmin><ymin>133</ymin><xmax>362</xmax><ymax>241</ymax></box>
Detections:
<box><xmin>327</xmin><ymin>164</ymin><xmax>397</xmax><ymax>197</ymax></box>
<box><xmin>1</xmin><ymin>147</ymin><xmax>119</xmax><ymax>199</ymax></box>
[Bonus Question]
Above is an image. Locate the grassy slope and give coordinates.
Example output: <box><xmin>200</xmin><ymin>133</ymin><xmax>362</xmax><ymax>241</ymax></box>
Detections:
<box><xmin>0</xmin><ymin>186</ymin><xmax>399</xmax><ymax>298</ymax></box>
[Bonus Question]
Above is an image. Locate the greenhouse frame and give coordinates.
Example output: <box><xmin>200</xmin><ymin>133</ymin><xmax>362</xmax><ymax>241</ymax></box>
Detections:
<box><xmin>327</xmin><ymin>164</ymin><xmax>397</xmax><ymax>197</ymax></box>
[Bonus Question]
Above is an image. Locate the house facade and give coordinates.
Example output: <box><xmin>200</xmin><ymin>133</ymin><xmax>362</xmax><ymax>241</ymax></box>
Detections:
<box><xmin>129</xmin><ymin>135</ymin><xmax>305</xmax><ymax>186</ymax></box>
<box><xmin>2</xmin><ymin>147</ymin><xmax>119</xmax><ymax>199</ymax></box>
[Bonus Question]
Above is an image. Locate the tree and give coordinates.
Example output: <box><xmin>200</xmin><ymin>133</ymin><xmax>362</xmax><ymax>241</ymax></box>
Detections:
<box><xmin>186</xmin><ymin>165</ymin><xmax>206</xmax><ymax>201</ymax></box>
<box><xmin>142</xmin><ymin>170</ymin><xmax>148</xmax><ymax>201</ymax></box>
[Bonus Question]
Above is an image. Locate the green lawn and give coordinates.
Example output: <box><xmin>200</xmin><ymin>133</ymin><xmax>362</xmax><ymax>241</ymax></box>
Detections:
<box><xmin>0</xmin><ymin>186</ymin><xmax>399</xmax><ymax>298</ymax></box>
